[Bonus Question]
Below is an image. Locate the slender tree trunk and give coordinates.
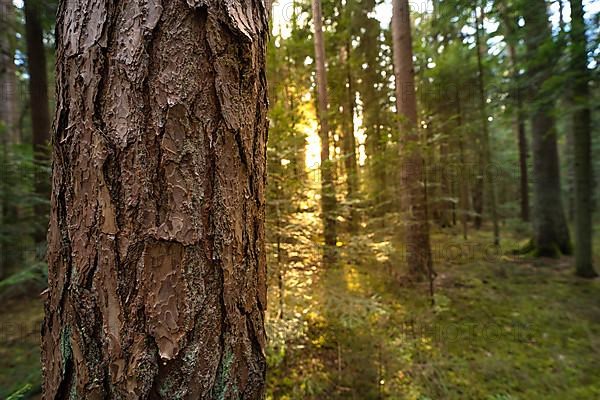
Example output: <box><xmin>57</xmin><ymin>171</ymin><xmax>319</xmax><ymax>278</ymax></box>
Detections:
<box><xmin>522</xmin><ymin>0</ymin><xmax>571</xmax><ymax>257</ymax></box>
<box><xmin>558</xmin><ymin>0</ymin><xmax>576</xmax><ymax>223</ymax></box>
<box><xmin>456</xmin><ymin>92</ymin><xmax>469</xmax><ymax>240</ymax></box>
<box><xmin>570</xmin><ymin>0</ymin><xmax>597</xmax><ymax>277</ymax></box>
<box><xmin>0</xmin><ymin>0</ymin><xmax>20</xmax><ymax>278</ymax></box>
<box><xmin>566</xmin><ymin>126</ymin><xmax>576</xmax><ymax>220</ymax></box>
<box><xmin>312</xmin><ymin>0</ymin><xmax>337</xmax><ymax>263</ymax></box>
<box><xmin>474</xmin><ymin>3</ymin><xmax>500</xmax><ymax>245</ymax></box>
<box><xmin>472</xmin><ymin>174</ymin><xmax>483</xmax><ymax>229</ymax></box>
<box><xmin>0</xmin><ymin>0</ymin><xmax>18</xmax><ymax>144</ymax></box>
<box><xmin>501</xmin><ymin>6</ymin><xmax>530</xmax><ymax>223</ymax></box>
<box><xmin>365</xmin><ymin>123</ymin><xmax>388</xmax><ymax>222</ymax></box>
<box><xmin>275</xmin><ymin>203</ymin><xmax>285</xmax><ymax>318</ymax></box>
<box><xmin>439</xmin><ymin>140</ymin><xmax>451</xmax><ymax>228</ymax></box>
<box><xmin>392</xmin><ymin>0</ymin><xmax>433</xmax><ymax>280</ymax></box>
<box><xmin>42</xmin><ymin>1</ymin><xmax>269</xmax><ymax>398</ymax></box>
<box><xmin>517</xmin><ymin>110</ymin><xmax>529</xmax><ymax>222</ymax></box>
<box><xmin>499</xmin><ymin>0</ymin><xmax>530</xmax><ymax>223</ymax></box>
<box><xmin>24</xmin><ymin>0</ymin><xmax>51</xmax><ymax>247</ymax></box>
<box><xmin>342</xmin><ymin>43</ymin><xmax>359</xmax><ymax>233</ymax></box>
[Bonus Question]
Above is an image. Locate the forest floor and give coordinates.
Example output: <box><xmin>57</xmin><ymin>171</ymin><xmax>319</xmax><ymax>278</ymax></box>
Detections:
<box><xmin>0</xmin><ymin>294</ymin><xmax>43</xmax><ymax>399</ymax></box>
<box><xmin>1</xmin><ymin>227</ymin><xmax>599</xmax><ymax>399</ymax></box>
<box><xmin>266</xmin><ymin>224</ymin><xmax>600</xmax><ymax>400</ymax></box>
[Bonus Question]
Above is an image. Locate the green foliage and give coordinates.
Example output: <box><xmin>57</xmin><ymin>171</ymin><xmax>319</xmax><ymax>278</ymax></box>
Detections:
<box><xmin>0</xmin><ymin>143</ymin><xmax>50</xmax><ymax>280</ymax></box>
<box><xmin>6</xmin><ymin>384</ymin><xmax>33</xmax><ymax>400</ymax></box>
<box><xmin>0</xmin><ymin>261</ymin><xmax>47</xmax><ymax>298</ymax></box>
<box><xmin>0</xmin><ymin>0</ymin><xmax>54</xmax><ymax>282</ymax></box>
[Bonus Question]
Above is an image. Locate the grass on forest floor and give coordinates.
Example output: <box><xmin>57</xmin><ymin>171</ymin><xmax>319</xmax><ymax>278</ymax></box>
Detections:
<box><xmin>0</xmin><ymin>226</ymin><xmax>598</xmax><ymax>400</ymax></box>
<box><xmin>0</xmin><ymin>295</ymin><xmax>43</xmax><ymax>399</ymax></box>
<box><xmin>266</xmin><ymin>227</ymin><xmax>600</xmax><ymax>400</ymax></box>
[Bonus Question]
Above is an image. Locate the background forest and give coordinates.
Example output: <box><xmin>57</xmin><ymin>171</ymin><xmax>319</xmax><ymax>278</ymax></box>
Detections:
<box><xmin>0</xmin><ymin>0</ymin><xmax>599</xmax><ymax>399</ymax></box>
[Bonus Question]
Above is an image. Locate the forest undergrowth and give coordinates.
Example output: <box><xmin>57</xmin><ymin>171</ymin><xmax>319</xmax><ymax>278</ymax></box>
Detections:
<box><xmin>1</xmin><ymin>224</ymin><xmax>599</xmax><ymax>400</ymax></box>
<box><xmin>265</xmin><ymin>220</ymin><xmax>600</xmax><ymax>400</ymax></box>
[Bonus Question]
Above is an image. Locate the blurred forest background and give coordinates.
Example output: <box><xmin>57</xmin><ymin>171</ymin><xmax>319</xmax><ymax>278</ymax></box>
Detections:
<box><xmin>1</xmin><ymin>0</ymin><xmax>599</xmax><ymax>398</ymax></box>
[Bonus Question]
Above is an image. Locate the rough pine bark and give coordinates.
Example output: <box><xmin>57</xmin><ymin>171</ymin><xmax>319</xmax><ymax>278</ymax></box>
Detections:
<box><xmin>312</xmin><ymin>0</ymin><xmax>337</xmax><ymax>263</ymax></box>
<box><xmin>522</xmin><ymin>0</ymin><xmax>571</xmax><ymax>257</ymax></box>
<box><xmin>570</xmin><ymin>0</ymin><xmax>597</xmax><ymax>277</ymax></box>
<box><xmin>24</xmin><ymin>0</ymin><xmax>51</xmax><ymax>246</ymax></box>
<box><xmin>391</xmin><ymin>0</ymin><xmax>433</xmax><ymax>280</ymax></box>
<box><xmin>42</xmin><ymin>0</ymin><xmax>269</xmax><ymax>398</ymax></box>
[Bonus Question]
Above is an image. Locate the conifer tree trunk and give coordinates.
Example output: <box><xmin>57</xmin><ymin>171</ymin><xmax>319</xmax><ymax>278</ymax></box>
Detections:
<box><xmin>42</xmin><ymin>1</ymin><xmax>269</xmax><ymax>398</ymax></box>
<box><xmin>499</xmin><ymin>0</ymin><xmax>529</xmax><ymax>223</ymax></box>
<box><xmin>522</xmin><ymin>0</ymin><xmax>571</xmax><ymax>256</ymax></box>
<box><xmin>514</xmin><ymin>72</ymin><xmax>529</xmax><ymax>223</ymax></box>
<box><xmin>439</xmin><ymin>141</ymin><xmax>451</xmax><ymax>228</ymax></box>
<box><xmin>566</xmin><ymin>127</ymin><xmax>576</xmax><ymax>220</ymax></box>
<box><xmin>474</xmin><ymin>3</ymin><xmax>500</xmax><ymax>245</ymax></box>
<box><xmin>312</xmin><ymin>0</ymin><xmax>337</xmax><ymax>263</ymax></box>
<box><xmin>0</xmin><ymin>0</ymin><xmax>19</xmax><ymax>278</ymax></box>
<box><xmin>570</xmin><ymin>0</ymin><xmax>597</xmax><ymax>277</ymax></box>
<box><xmin>342</xmin><ymin>43</ymin><xmax>359</xmax><ymax>233</ymax></box>
<box><xmin>24</xmin><ymin>0</ymin><xmax>51</xmax><ymax>246</ymax></box>
<box><xmin>0</xmin><ymin>0</ymin><xmax>18</xmax><ymax>144</ymax></box>
<box><xmin>456</xmin><ymin>93</ymin><xmax>469</xmax><ymax>240</ymax></box>
<box><xmin>391</xmin><ymin>0</ymin><xmax>433</xmax><ymax>280</ymax></box>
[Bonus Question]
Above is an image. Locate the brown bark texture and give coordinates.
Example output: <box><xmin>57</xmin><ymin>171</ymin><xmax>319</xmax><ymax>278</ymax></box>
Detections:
<box><xmin>42</xmin><ymin>0</ymin><xmax>269</xmax><ymax>398</ymax></box>
<box><xmin>391</xmin><ymin>0</ymin><xmax>433</xmax><ymax>279</ymax></box>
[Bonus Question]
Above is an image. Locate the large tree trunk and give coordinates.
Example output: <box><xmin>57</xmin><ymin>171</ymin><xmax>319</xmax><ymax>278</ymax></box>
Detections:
<box><xmin>474</xmin><ymin>3</ymin><xmax>500</xmax><ymax>245</ymax></box>
<box><xmin>24</xmin><ymin>0</ymin><xmax>51</xmax><ymax>247</ymax></box>
<box><xmin>42</xmin><ymin>1</ymin><xmax>269</xmax><ymax>398</ymax></box>
<box><xmin>570</xmin><ymin>0</ymin><xmax>597</xmax><ymax>277</ymax></box>
<box><xmin>391</xmin><ymin>0</ymin><xmax>433</xmax><ymax>281</ymax></box>
<box><xmin>312</xmin><ymin>0</ymin><xmax>337</xmax><ymax>263</ymax></box>
<box><xmin>522</xmin><ymin>0</ymin><xmax>571</xmax><ymax>257</ymax></box>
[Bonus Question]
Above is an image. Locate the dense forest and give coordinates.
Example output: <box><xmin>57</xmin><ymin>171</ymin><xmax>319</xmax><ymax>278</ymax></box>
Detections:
<box><xmin>0</xmin><ymin>0</ymin><xmax>599</xmax><ymax>398</ymax></box>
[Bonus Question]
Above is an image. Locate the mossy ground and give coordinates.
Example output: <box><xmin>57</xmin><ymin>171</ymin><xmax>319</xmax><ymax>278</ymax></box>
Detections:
<box><xmin>266</xmin><ymin>225</ymin><xmax>600</xmax><ymax>399</ymax></box>
<box><xmin>0</xmin><ymin>296</ymin><xmax>43</xmax><ymax>399</ymax></box>
<box><xmin>1</xmin><ymin>226</ymin><xmax>598</xmax><ymax>399</ymax></box>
